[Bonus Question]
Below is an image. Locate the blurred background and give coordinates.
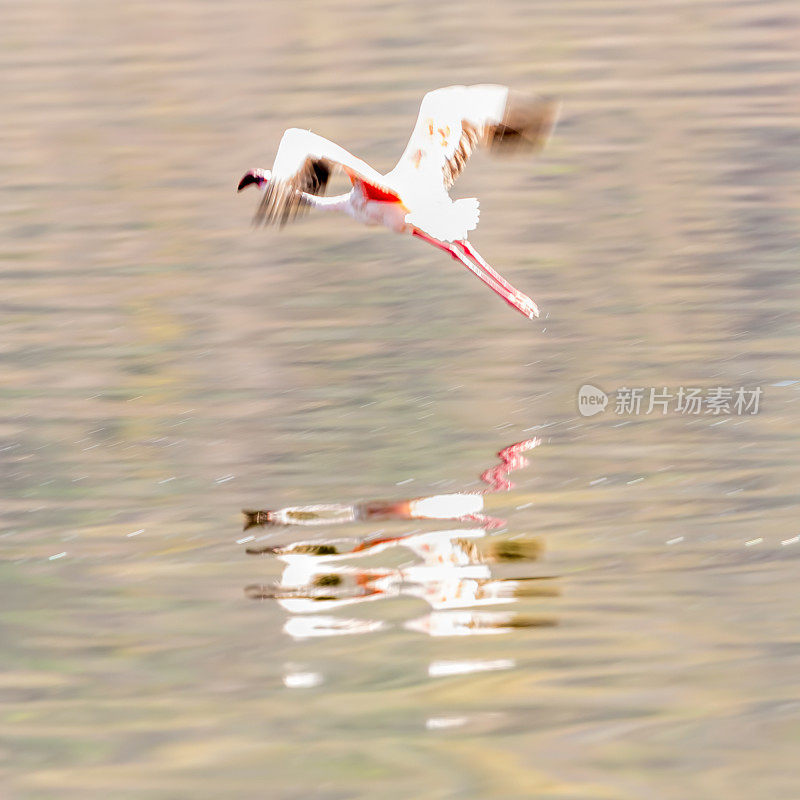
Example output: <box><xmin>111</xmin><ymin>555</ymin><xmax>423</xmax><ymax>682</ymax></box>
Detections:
<box><xmin>2</xmin><ymin>0</ymin><xmax>799</xmax><ymax>797</ymax></box>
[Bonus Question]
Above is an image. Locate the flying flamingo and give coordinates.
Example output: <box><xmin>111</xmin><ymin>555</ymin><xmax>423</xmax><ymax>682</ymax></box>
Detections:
<box><xmin>238</xmin><ymin>85</ymin><xmax>559</xmax><ymax>319</ymax></box>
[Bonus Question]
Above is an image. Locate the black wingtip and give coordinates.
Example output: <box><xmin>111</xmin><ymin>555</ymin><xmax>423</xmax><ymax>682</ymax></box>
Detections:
<box><xmin>242</xmin><ymin>509</ymin><xmax>270</xmax><ymax>530</ymax></box>
<box><xmin>489</xmin><ymin>93</ymin><xmax>561</xmax><ymax>153</ymax></box>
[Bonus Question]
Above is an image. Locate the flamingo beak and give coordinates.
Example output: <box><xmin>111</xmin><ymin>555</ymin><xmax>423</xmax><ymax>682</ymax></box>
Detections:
<box><xmin>237</xmin><ymin>169</ymin><xmax>270</xmax><ymax>192</ymax></box>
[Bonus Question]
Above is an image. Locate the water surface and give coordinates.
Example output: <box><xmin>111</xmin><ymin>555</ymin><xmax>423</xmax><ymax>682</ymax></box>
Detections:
<box><xmin>2</xmin><ymin>0</ymin><xmax>800</xmax><ymax>797</ymax></box>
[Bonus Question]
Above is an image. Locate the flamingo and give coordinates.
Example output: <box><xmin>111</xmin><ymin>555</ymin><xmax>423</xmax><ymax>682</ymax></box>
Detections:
<box><xmin>238</xmin><ymin>85</ymin><xmax>559</xmax><ymax>319</ymax></box>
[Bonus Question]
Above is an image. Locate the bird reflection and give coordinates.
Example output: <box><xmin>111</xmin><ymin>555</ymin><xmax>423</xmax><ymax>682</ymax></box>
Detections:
<box><xmin>243</xmin><ymin>436</ymin><xmax>558</xmax><ymax>638</ymax></box>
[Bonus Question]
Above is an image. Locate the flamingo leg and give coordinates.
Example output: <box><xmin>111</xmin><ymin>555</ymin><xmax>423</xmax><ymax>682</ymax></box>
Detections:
<box><xmin>455</xmin><ymin>240</ymin><xmax>539</xmax><ymax>319</ymax></box>
<box><xmin>412</xmin><ymin>230</ymin><xmax>540</xmax><ymax>320</ymax></box>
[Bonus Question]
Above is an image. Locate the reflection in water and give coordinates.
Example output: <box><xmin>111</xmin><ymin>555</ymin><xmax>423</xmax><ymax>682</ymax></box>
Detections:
<box><xmin>243</xmin><ymin>437</ymin><xmax>540</xmax><ymax>533</ymax></box>
<box><xmin>282</xmin><ymin>670</ymin><xmax>323</xmax><ymax>689</ymax></box>
<box><xmin>243</xmin><ymin>437</ymin><xmax>558</xmax><ymax>639</ymax></box>
<box><xmin>428</xmin><ymin>659</ymin><xmax>515</xmax><ymax>677</ymax></box>
<box><xmin>283</xmin><ymin>615</ymin><xmax>386</xmax><ymax>641</ymax></box>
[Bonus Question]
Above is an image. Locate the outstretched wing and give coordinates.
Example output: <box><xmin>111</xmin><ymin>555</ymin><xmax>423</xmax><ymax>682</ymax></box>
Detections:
<box><xmin>386</xmin><ymin>85</ymin><xmax>560</xmax><ymax>197</ymax></box>
<box><xmin>254</xmin><ymin>128</ymin><xmax>398</xmax><ymax>226</ymax></box>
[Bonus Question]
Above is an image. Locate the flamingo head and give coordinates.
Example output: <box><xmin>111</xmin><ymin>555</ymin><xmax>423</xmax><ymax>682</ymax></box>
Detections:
<box><xmin>237</xmin><ymin>168</ymin><xmax>271</xmax><ymax>192</ymax></box>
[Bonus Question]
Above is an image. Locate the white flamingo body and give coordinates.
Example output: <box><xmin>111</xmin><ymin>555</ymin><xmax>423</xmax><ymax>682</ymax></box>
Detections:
<box><xmin>238</xmin><ymin>85</ymin><xmax>559</xmax><ymax>319</ymax></box>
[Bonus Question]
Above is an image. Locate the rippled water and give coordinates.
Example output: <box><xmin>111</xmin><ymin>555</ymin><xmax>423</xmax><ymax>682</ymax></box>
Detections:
<box><xmin>2</xmin><ymin>0</ymin><xmax>800</xmax><ymax>797</ymax></box>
